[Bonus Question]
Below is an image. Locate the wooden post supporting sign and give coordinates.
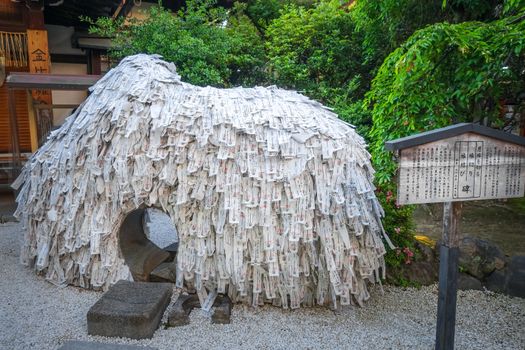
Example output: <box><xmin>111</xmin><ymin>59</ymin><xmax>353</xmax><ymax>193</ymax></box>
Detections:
<box><xmin>435</xmin><ymin>201</ymin><xmax>461</xmax><ymax>350</ymax></box>
<box><xmin>385</xmin><ymin>123</ymin><xmax>525</xmax><ymax>350</ymax></box>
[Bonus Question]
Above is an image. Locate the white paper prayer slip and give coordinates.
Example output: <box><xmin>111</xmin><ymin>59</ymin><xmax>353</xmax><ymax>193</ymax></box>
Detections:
<box><xmin>14</xmin><ymin>54</ymin><xmax>390</xmax><ymax>308</ymax></box>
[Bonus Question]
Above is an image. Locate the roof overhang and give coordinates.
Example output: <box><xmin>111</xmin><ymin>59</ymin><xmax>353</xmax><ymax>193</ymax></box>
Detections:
<box><xmin>385</xmin><ymin>123</ymin><xmax>525</xmax><ymax>150</ymax></box>
<box><xmin>76</xmin><ymin>37</ymin><xmax>113</xmax><ymax>51</ymax></box>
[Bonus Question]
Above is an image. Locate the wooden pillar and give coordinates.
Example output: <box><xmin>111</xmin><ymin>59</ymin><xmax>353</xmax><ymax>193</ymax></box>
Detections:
<box><xmin>435</xmin><ymin>201</ymin><xmax>462</xmax><ymax>350</ymax></box>
<box><xmin>26</xmin><ymin>29</ymin><xmax>52</xmax><ymax>102</ymax></box>
<box><xmin>26</xmin><ymin>91</ymin><xmax>39</xmax><ymax>152</ymax></box>
<box><xmin>7</xmin><ymin>88</ymin><xmax>21</xmax><ymax>181</ymax></box>
<box><xmin>88</xmin><ymin>49</ymin><xmax>102</xmax><ymax>75</ymax></box>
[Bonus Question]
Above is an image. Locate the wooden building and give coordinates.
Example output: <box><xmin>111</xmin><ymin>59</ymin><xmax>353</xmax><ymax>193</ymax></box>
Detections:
<box><xmin>0</xmin><ymin>0</ymin><xmax>129</xmax><ymax>186</ymax></box>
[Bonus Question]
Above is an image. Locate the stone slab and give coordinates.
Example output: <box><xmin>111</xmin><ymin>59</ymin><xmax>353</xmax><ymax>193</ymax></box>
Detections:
<box><xmin>87</xmin><ymin>280</ymin><xmax>172</xmax><ymax>339</ymax></box>
<box><xmin>167</xmin><ymin>294</ymin><xmax>200</xmax><ymax>327</ymax></box>
<box><xmin>162</xmin><ymin>242</ymin><xmax>179</xmax><ymax>262</ymax></box>
<box><xmin>59</xmin><ymin>340</ymin><xmax>157</xmax><ymax>350</ymax></box>
<box><xmin>149</xmin><ymin>262</ymin><xmax>177</xmax><ymax>283</ymax></box>
<box><xmin>167</xmin><ymin>293</ymin><xmax>232</xmax><ymax>326</ymax></box>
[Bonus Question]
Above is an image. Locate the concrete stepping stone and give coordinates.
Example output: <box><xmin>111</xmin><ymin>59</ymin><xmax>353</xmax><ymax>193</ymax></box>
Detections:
<box><xmin>87</xmin><ymin>280</ymin><xmax>172</xmax><ymax>339</ymax></box>
<box><xmin>59</xmin><ymin>340</ymin><xmax>157</xmax><ymax>350</ymax></box>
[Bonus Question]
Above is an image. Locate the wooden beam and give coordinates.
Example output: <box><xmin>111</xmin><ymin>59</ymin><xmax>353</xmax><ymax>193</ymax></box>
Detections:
<box><xmin>7</xmin><ymin>72</ymin><xmax>100</xmax><ymax>90</ymax></box>
<box><xmin>112</xmin><ymin>0</ymin><xmax>128</xmax><ymax>19</ymax></box>
<box><xmin>35</xmin><ymin>104</ymin><xmax>81</xmax><ymax>109</ymax></box>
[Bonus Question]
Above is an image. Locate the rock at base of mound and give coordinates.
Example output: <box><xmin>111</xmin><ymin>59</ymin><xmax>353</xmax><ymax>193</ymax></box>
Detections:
<box><xmin>386</xmin><ymin>242</ymin><xmax>439</xmax><ymax>286</ymax></box>
<box><xmin>506</xmin><ymin>256</ymin><xmax>525</xmax><ymax>298</ymax></box>
<box><xmin>149</xmin><ymin>262</ymin><xmax>177</xmax><ymax>283</ymax></box>
<box><xmin>457</xmin><ymin>272</ymin><xmax>483</xmax><ymax>291</ymax></box>
<box><xmin>87</xmin><ymin>280</ymin><xmax>172</xmax><ymax>339</ymax></box>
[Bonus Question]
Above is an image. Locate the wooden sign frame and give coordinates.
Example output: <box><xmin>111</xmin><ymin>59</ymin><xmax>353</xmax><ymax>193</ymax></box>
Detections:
<box><xmin>385</xmin><ymin>123</ymin><xmax>525</xmax><ymax>350</ymax></box>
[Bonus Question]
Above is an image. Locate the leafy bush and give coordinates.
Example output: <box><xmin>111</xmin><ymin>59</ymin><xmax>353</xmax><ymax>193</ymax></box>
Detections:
<box><xmin>368</xmin><ymin>12</ymin><xmax>525</xmax><ymax>185</ymax></box>
<box><xmin>244</xmin><ymin>0</ymin><xmax>317</xmax><ymax>32</ymax></box>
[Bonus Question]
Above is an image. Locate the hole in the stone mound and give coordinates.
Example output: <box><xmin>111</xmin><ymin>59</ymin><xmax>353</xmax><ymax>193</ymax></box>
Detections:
<box><xmin>119</xmin><ymin>208</ymin><xmax>178</xmax><ymax>282</ymax></box>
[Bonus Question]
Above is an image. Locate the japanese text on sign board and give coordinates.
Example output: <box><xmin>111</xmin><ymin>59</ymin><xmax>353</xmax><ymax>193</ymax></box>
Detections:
<box><xmin>397</xmin><ymin>133</ymin><xmax>525</xmax><ymax>204</ymax></box>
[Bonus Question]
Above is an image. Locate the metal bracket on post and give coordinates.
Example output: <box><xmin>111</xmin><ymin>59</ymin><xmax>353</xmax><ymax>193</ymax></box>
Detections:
<box><xmin>435</xmin><ymin>201</ymin><xmax>462</xmax><ymax>350</ymax></box>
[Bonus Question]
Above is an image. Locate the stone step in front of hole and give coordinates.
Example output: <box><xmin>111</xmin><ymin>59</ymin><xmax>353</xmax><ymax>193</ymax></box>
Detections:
<box><xmin>87</xmin><ymin>280</ymin><xmax>172</xmax><ymax>339</ymax></box>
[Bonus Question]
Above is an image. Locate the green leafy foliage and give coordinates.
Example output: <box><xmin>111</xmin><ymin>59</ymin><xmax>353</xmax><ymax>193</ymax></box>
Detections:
<box><xmin>84</xmin><ymin>0</ymin><xmax>266</xmax><ymax>87</ymax></box>
<box><xmin>351</xmin><ymin>0</ymin><xmax>502</xmax><ymax>71</ymax></box>
<box><xmin>503</xmin><ymin>0</ymin><xmax>525</xmax><ymax>14</ymax></box>
<box><xmin>368</xmin><ymin>12</ymin><xmax>525</xmax><ymax>185</ymax></box>
<box><xmin>244</xmin><ymin>0</ymin><xmax>317</xmax><ymax>32</ymax></box>
<box><xmin>365</xmin><ymin>10</ymin><xmax>525</xmax><ymax>270</ymax></box>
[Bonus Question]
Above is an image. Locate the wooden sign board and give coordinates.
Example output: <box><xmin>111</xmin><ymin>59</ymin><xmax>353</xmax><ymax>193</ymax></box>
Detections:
<box><xmin>397</xmin><ymin>132</ymin><xmax>525</xmax><ymax>205</ymax></box>
<box><xmin>385</xmin><ymin>123</ymin><xmax>525</xmax><ymax>350</ymax></box>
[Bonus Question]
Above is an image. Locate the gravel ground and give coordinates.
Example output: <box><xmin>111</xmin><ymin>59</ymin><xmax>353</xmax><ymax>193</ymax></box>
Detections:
<box><xmin>1</xmin><ymin>222</ymin><xmax>524</xmax><ymax>350</ymax></box>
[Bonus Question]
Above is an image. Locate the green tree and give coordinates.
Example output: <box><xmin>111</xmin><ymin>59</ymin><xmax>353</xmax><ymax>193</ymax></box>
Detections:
<box><xmin>368</xmin><ymin>12</ymin><xmax>525</xmax><ymax>185</ymax></box>
<box><xmin>351</xmin><ymin>0</ymin><xmax>503</xmax><ymax>72</ymax></box>
<box><xmin>85</xmin><ymin>0</ymin><xmax>266</xmax><ymax>87</ymax></box>
<box><xmin>244</xmin><ymin>0</ymin><xmax>316</xmax><ymax>33</ymax></box>
<box><xmin>265</xmin><ymin>1</ymin><xmax>372</xmax><ymax>134</ymax></box>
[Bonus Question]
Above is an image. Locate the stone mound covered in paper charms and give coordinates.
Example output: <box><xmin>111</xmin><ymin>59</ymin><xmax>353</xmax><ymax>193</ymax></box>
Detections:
<box><xmin>14</xmin><ymin>54</ymin><xmax>391</xmax><ymax>308</ymax></box>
